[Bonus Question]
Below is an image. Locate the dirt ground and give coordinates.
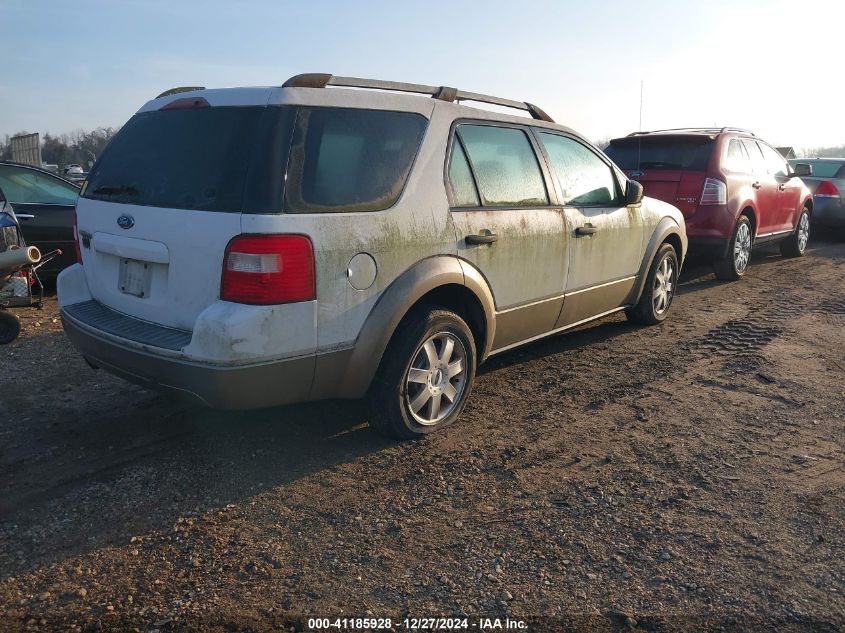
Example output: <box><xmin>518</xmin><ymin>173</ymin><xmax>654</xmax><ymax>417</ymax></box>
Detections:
<box><xmin>1</xmin><ymin>240</ymin><xmax>844</xmax><ymax>633</ymax></box>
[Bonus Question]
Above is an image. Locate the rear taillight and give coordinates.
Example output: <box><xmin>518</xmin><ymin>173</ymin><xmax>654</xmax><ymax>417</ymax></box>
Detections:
<box><xmin>700</xmin><ymin>178</ymin><xmax>727</xmax><ymax>205</ymax></box>
<box><xmin>73</xmin><ymin>210</ymin><xmax>82</xmax><ymax>264</ymax></box>
<box><xmin>221</xmin><ymin>235</ymin><xmax>315</xmax><ymax>305</ymax></box>
<box><xmin>815</xmin><ymin>181</ymin><xmax>840</xmax><ymax>198</ymax></box>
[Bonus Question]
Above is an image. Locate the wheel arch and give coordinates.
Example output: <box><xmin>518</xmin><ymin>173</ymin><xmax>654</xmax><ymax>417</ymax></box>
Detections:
<box><xmin>626</xmin><ymin>217</ymin><xmax>687</xmax><ymax>307</ymax></box>
<box><xmin>330</xmin><ymin>255</ymin><xmax>495</xmax><ymax>399</ymax></box>
<box><xmin>739</xmin><ymin>205</ymin><xmax>758</xmax><ymax>237</ymax></box>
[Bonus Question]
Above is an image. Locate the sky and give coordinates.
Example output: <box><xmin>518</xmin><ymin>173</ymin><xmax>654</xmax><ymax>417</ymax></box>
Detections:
<box><xmin>1</xmin><ymin>0</ymin><xmax>844</xmax><ymax>149</ymax></box>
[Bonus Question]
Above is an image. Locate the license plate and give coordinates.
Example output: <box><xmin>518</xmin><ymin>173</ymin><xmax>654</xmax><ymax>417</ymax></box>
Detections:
<box><xmin>118</xmin><ymin>258</ymin><xmax>152</xmax><ymax>298</ymax></box>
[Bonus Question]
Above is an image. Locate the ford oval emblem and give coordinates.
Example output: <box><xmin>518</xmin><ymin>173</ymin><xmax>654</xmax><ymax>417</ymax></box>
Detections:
<box><xmin>629</xmin><ymin>170</ymin><xmax>644</xmax><ymax>178</ymax></box>
<box><xmin>117</xmin><ymin>214</ymin><xmax>135</xmax><ymax>229</ymax></box>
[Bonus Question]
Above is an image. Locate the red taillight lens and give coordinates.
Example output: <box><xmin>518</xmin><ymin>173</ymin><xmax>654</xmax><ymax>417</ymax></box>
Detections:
<box><xmin>700</xmin><ymin>178</ymin><xmax>727</xmax><ymax>205</ymax></box>
<box><xmin>815</xmin><ymin>181</ymin><xmax>840</xmax><ymax>197</ymax></box>
<box><xmin>221</xmin><ymin>235</ymin><xmax>315</xmax><ymax>305</ymax></box>
<box><xmin>73</xmin><ymin>210</ymin><xmax>82</xmax><ymax>264</ymax></box>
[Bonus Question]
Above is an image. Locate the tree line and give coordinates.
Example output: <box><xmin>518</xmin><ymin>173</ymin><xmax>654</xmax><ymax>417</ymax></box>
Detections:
<box><xmin>1</xmin><ymin>127</ymin><xmax>843</xmax><ymax>171</ymax></box>
<box><xmin>0</xmin><ymin>127</ymin><xmax>119</xmax><ymax>170</ymax></box>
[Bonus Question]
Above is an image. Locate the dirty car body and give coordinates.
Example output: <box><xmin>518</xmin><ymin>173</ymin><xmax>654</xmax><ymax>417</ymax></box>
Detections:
<box><xmin>58</xmin><ymin>74</ymin><xmax>687</xmax><ymax>438</ymax></box>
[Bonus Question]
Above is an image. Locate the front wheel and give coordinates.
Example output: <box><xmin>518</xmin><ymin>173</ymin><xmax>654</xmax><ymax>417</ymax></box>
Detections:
<box><xmin>713</xmin><ymin>216</ymin><xmax>753</xmax><ymax>281</ymax></box>
<box><xmin>626</xmin><ymin>243</ymin><xmax>679</xmax><ymax>325</ymax></box>
<box><xmin>369</xmin><ymin>307</ymin><xmax>477</xmax><ymax>439</ymax></box>
<box><xmin>780</xmin><ymin>208</ymin><xmax>811</xmax><ymax>258</ymax></box>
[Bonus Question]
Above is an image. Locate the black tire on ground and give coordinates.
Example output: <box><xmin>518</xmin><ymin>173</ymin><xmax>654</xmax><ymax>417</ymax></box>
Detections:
<box><xmin>368</xmin><ymin>306</ymin><xmax>477</xmax><ymax>440</ymax></box>
<box><xmin>625</xmin><ymin>243</ymin><xmax>680</xmax><ymax>326</ymax></box>
<box><xmin>0</xmin><ymin>310</ymin><xmax>21</xmax><ymax>345</ymax></box>
<box><xmin>713</xmin><ymin>215</ymin><xmax>753</xmax><ymax>281</ymax></box>
<box><xmin>780</xmin><ymin>207</ymin><xmax>811</xmax><ymax>258</ymax></box>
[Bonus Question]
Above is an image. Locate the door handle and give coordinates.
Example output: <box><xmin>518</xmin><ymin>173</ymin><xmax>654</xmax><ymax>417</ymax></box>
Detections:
<box><xmin>15</xmin><ymin>213</ymin><xmax>35</xmax><ymax>220</ymax></box>
<box><xmin>465</xmin><ymin>233</ymin><xmax>498</xmax><ymax>245</ymax></box>
<box><xmin>778</xmin><ymin>183</ymin><xmax>786</xmax><ymax>191</ymax></box>
<box><xmin>575</xmin><ymin>224</ymin><xmax>599</xmax><ymax>236</ymax></box>
<box><xmin>752</xmin><ymin>182</ymin><xmax>762</xmax><ymax>190</ymax></box>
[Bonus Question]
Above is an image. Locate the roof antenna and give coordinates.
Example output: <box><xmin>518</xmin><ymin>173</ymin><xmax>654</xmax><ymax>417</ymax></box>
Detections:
<box><xmin>637</xmin><ymin>80</ymin><xmax>644</xmax><ymax>173</ymax></box>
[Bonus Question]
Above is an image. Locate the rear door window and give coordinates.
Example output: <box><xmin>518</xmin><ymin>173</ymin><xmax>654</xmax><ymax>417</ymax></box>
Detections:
<box><xmin>741</xmin><ymin>140</ymin><xmax>767</xmax><ymax>175</ymax></box>
<box><xmin>457</xmin><ymin>124</ymin><xmax>548</xmax><ymax>207</ymax></box>
<box><xmin>538</xmin><ymin>133</ymin><xmax>619</xmax><ymax>206</ymax></box>
<box><xmin>285</xmin><ymin>107</ymin><xmax>427</xmax><ymax>213</ymax></box>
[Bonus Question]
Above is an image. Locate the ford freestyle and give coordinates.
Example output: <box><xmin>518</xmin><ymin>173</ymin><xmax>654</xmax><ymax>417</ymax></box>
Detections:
<box><xmin>58</xmin><ymin>74</ymin><xmax>687</xmax><ymax>438</ymax></box>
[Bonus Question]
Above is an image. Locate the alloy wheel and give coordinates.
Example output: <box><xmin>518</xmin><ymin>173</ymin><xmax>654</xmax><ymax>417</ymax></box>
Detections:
<box><xmin>798</xmin><ymin>212</ymin><xmax>810</xmax><ymax>252</ymax></box>
<box><xmin>405</xmin><ymin>332</ymin><xmax>467</xmax><ymax>425</ymax></box>
<box><xmin>652</xmin><ymin>254</ymin><xmax>676</xmax><ymax>316</ymax></box>
<box><xmin>734</xmin><ymin>222</ymin><xmax>752</xmax><ymax>274</ymax></box>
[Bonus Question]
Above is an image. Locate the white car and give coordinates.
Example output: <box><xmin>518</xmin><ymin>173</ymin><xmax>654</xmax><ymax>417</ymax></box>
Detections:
<box><xmin>59</xmin><ymin>74</ymin><xmax>686</xmax><ymax>438</ymax></box>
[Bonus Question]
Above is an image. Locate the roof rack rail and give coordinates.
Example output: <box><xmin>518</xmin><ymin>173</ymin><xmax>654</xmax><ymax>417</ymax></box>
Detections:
<box><xmin>156</xmin><ymin>86</ymin><xmax>206</xmax><ymax>99</ymax></box>
<box><xmin>281</xmin><ymin>73</ymin><xmax>554</xmax><ymax>123</ymax></box>
<box><xmin>626</xmin><ymin>126</ymin><xmax>755</xmax><ymax>137</ymax></box>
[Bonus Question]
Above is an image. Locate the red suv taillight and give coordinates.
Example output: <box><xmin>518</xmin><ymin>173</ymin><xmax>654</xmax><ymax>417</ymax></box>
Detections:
<box><xmin>221</xmin><ymin>235</ymin><xmax>315</xmax><ymax>305</ymax></box>
<box><xmin>700</xmin><ymin>178</ymin><xmax>727</xmax><ymax>205</ymax></box>
<box><xmin>73</xmin><ymin>210</ymin><xmax>82</xmax><ymax>264</ymax></box>
<box><xmin>815</xmin><ymin>181</ymin><xmax>840</xmax><ymax>198</ymax></box>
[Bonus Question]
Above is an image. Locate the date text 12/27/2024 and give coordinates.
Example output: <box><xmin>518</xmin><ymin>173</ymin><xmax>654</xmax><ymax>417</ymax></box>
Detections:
<box><xmin>307</xmin><ymin>617</ymin><xmax>529</xmax><ymax>630</ymax></box>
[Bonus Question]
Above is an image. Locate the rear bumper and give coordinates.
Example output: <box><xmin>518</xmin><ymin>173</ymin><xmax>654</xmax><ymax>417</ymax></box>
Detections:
<box><xmin>61</xmin><ymin>307</ymin><xmax>316</xmax><ymax>409</ymax></box>
<box><xmin>812</xmin><ymin>197</ymin><xmax>845</xmax><ymax>227</ymax></box>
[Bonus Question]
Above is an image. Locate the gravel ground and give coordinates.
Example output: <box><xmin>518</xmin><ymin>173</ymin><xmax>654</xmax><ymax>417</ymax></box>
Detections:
<box><xmin>1</xmin><ymin>240</ymin><xmax>844</xmax><ymax>633</ymax></box>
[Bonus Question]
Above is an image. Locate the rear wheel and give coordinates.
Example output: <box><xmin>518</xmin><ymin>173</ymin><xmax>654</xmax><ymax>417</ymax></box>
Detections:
<box><xmin>713</xmin><ymin>216</ymin><xmax>752</xmax><ymax>281</ymax></box>
<box><xmin>626</xmin><ymin>243</ymin><xmax>679</xmax><ymax>325</ymax></box>
<box><xmin>780</xmin><ymin>207</ymin><xmax>811</xmax><ymax>257</ymax></box>
<box><xmin>0</xmin><ymin>310</ymin><xmax>21</xmax><ymax>345</ymax></box>
<box><xmin>369</xmin><ymin>307</ymin><xmax>477</xmax><ymax>439</ymax></box>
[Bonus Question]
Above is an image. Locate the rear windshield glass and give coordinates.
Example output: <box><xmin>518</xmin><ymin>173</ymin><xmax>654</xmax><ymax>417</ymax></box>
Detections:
<box><xmin>285</xmin><ymin>107</ymin><xmax>427</xmax><ymax>213</ymax></box>
<box><xmin>83</xmin><ymin>107</ymin><xmax>264</xmax><ymax>212</ymax></box>
<box><xmin>605</xmin><ymin>138</ymin><xmax>714</xmax><ymax>171</ymax></box>
<box><xmin>83</xmin><ymin>105</ymin><xmax>427</xmax><ymax>214</ymax></box>
<box><xmin>789</xmin><ymin>160</ymin><xmax>844</xmax><ymax>178</ymax></box>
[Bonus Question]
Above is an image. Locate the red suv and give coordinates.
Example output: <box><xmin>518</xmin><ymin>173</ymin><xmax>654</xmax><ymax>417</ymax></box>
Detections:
<box><xmin>605</xmin><ymin>128</ymin><xmax>813</xmax><ymax>280</ymax></box>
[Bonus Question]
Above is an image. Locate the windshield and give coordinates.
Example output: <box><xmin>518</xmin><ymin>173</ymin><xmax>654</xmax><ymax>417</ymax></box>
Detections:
<box><xmin>605</xmin><ymin>138</ymin><xmax>714</xmax><ymax>171</ymax></box>
<box><xmin>83</xmin><ymin>106</ymin><xmax>264</xmax><ymax>212</ymax></box>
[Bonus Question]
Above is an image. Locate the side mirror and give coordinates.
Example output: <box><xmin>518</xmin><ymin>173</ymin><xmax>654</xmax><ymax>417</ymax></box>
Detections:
<box><xmin>624</xmin><ymin>180</ymin><xmax>644</xmax><ymax>205</ymax></box>
<box><xmin>792</xmin><ymin>163</ymin><xmax>812</xmax><ymax>177</ymax></box>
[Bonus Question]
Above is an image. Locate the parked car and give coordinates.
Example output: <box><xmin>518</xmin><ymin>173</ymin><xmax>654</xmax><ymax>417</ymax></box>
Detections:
<box><xmin>605</xmin><ymin>128</ymin><xmax>813</xmax><ymax>281</ymax></box>
<box><xmin>0</xmin><ymin>161</ymin><xmax>80</xmax><ymax>276</ymax></box>
<box><xmin>58</xmin><ymin>74</ymin><xmax>687</xmax><ymax>438</ymax></box>
<box><xmin>788</xmin><ymin>157</ymin><xmax>845</xmax><ymax>237</ymax></box>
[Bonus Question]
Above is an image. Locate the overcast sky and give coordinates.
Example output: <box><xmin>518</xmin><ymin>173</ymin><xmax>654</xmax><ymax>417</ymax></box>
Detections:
<box><xmin>2</xmin><ymin>0</ymin><xmax>843</xmax><ymax>149</ymax></box>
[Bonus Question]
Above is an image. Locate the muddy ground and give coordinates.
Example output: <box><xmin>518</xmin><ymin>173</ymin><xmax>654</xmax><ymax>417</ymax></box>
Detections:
<box><xmin>0</xmin><ymin>240</ymin><xmax>844</xmax><ymax>633</ymax></box>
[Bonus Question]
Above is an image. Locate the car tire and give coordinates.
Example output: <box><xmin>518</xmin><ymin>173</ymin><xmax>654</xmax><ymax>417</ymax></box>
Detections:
<box><xmin>369</xmin><ymin>306</ymin><xmax>477</xmax><ymax>440</ymax></box>
<box><xmin>625</xmin><ymin>243</ymin><xmax>679</xmax><ymax>326</ymax></box>
<box><xmin>780</xmin><ymin>207</ymin><xmax>811</xmax><ymax>258</ymax></box>
<box><xmin>0</xmin><ymin>310</ymin><xmax>21</xmax><ymax>345</ymax></box>
<box><xmin>713</xmin><ymin>216</ymin><xmax>753</xmax><ymax>281</ymax></box>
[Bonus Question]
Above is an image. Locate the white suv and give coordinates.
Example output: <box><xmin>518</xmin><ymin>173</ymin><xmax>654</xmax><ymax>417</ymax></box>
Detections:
<box><xmin>58</xmin><ymin>73</ymin><xmax>687</xmax><ymax>438</ymax></box>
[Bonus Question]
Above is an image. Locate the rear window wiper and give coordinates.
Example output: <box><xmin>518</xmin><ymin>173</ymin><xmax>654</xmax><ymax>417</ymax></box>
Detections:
<box><xmin>90</xmin><ymin>185</ymin><xmax>139</xmax><ymax>197</ymax></box>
